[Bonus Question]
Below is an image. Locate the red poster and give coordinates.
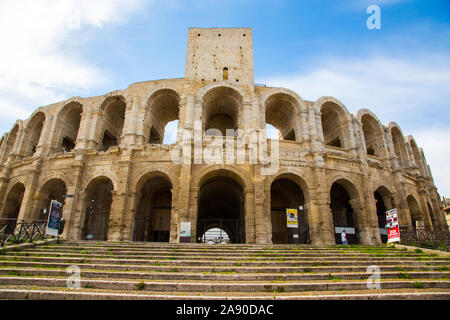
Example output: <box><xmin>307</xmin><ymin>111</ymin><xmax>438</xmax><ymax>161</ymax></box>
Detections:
<box><xmin>387</xmin><ymin>226</ymin><xmax>400</xmax><ymax>243</ymax></box>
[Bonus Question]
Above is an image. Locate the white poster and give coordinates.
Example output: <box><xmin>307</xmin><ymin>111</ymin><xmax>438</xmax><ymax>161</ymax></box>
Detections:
<box><xmin>180</xmin><ymin>222</ymin><xmax>191</xmax><ymax>238</ymax></box>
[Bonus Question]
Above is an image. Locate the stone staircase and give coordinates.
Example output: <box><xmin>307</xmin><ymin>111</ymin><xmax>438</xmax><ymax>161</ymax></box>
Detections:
<box><xmin>0</xmin><ymin>241</ymin><xmax>449</xmax><ymax>300</ymax></box>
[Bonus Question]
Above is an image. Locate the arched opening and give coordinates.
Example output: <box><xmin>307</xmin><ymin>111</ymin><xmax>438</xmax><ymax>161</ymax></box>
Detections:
<box><xmin>2</xmin><ymin>125</ymin><xmax>19</xmax><ymax>162</ymax></box>
<box><xmin>201</xmin><ymin>227</ymin><xmax>230</xmax><ymax>244</ymax></box>
<box><xmin>82</xmin><ymin>177</ymin><xmax>114</xmax><ymax>240</ymax></box>
<box><xmin>321</xmin><ymin>102</ymin><xmax>348</xmax><ymax>149</ymax></box>
<box><xmin>265</xmin><ymin>93</ymin><xmax>298</xmax><ymax>141</ymax></box>
<box><xmin>203</xmin><ymin>87</ymin><xmax>242</xmax><ymax>136</ymax></box>
<box><xmin>24</xmin><ymin>112</ymin><xmax>45</xmax><ymax>157</ymax></box>
<box><xmin>270</xmin><ymin>178</ymin><xmax>309</xmax><ymax>244</ymax></box>
<box><xmin>361</xmin><ymin>114</ymin><xmax>384</xmax><ymax>157</ymax></box>
<box><xmin>133</xmin><ymin>175</ymin><xmax>172</xmax><ymax>242</ymax></box>
<box><xmin>407</xmin><ymin>195</ymin><xmax>423</xmax><ymax>229</ymax></box>
<box><xmin>374</xmin><ymin>187</ymin><xmax>391</xmax><ymax>244</ymax></box>
<box><xmin>1</xmin><ymin>183</ymin><xmax>25</xmax><ymax>232</ymax></box>
<box><xmin>56</xmin><ymin>102</ymin><xmax>83</xmax><ymax>153</ymax></box>
<box><xmin>391</xmin><ymin>127</ymin><xmax>408</xmax><ymax>168</ymax></box>
<box><xmin>33</xmin><ymin>179</ymin><xmax>67</xmax><ymax>221</ymax></box>
<box><xmin>197</xmin><ymin>173</ymin><xmax>245</xmax><ymax>243</ymax></box>
<box><xmin>427</xmin><ymin>202</ymin><xmax>438</xmax><ymax>229</ymax></box>
<box><xmin>330</xmin><ymin>180</ymin><xmax>360</xmax><ymax>244</ymax></box>
<box><xmin>146</xmin><ymin>89</ymin><xmax>180</xmax><ymax>144</ymax></box>
<box><xmin>99</xmin><ymin>97</ymin><xmax>126</xmax><ymax>151</ymax></box>
<box><xmin>410</xmin><ymin>140</ymin><xmax>425</xmax><ymax>176</ymax></box>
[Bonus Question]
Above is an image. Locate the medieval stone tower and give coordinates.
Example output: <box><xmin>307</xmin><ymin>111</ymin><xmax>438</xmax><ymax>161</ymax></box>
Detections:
<box><xmin>0</xmin><ymin>28</ymin><xmax>447</xmax><ymax>246</ymax></box>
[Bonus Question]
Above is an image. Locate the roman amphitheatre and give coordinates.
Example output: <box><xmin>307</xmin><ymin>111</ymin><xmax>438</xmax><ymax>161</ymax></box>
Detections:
<box><xmin>0</xmin><ymin>27</ymin><xmax>447</xmax><ymax>246</ymax></box>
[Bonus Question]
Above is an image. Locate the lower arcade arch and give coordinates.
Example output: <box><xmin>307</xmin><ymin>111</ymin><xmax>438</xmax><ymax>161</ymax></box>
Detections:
<box><xmin>132</xmin><ymin>176</ymin><xmax>172</xmax><ymax>242</ymax></box>
<box><xmin>81</xmin><ymin>177</ymin><xmax>114</xmax><ymax>241</ymax></box>
<box><xmin>32</xmin><ymin>179</ymin><xmax>67</xmax><ymax>221</ymax></box>
<box><xmin>196</xmin><ymin>175</ymin><xmax>246</xmax><ymax>244</ymax></box>
<box><xmin>270</xmin><ymin>178</ymin><xmax>310</xmax><ymax>244</ymax></box>
<box><xmin>1</xmin><ymin>183</ymin><xmax>25</xmax><ymax>231</ymax></box>
<box><xmin>407</xmin><ymin>195</ymin><xmax>423</xmax><ymax>229</ymax></box>
<box><xmin>330</xmin><ymin>180</ymin><xmax>361</xmax><ymax>244</ymax></box>
<box><xmin>374</xmin><ymin>186</ymin><xmax>392</xmax><ymax>244</ymax></box>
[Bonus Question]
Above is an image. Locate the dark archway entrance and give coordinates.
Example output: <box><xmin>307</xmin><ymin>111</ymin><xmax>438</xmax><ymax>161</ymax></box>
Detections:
<box><xmin>270</xmin><ymin>178</ymin><xmax>309</xmax><ymax>244</ymax></box>
<box><xmin>330</xmin><ymin>181</ymin><xmax>360</xmax><ymax>244</ymax></box>
<box><xmin>133</xmin><ymin>176</ymin><xmax>172</xmax><ymax>242</ymax></box>
<box><xmin>407</xmin><ymin>195</ymin><xmax>423</xmax><ymax>229</ymax></box>
<box><xmin>197</xmin><ymin>176</ymin><xmax>245</xmax><ymax>243</ymax></box>
<box><xmin>1</xmin><ymin>183</ymin><xmax>25</xmax><ymax>232</ymax></box>
<box><xmin>33</xmin><ymin>179</ymin><xmax>67</xmax><ymax>221</ymax></box>
<box><xmin>374</xmin><ymin>187</ymin><xmax>391</xmax><ymax>244</ymax></box>
<box><xmin>82</xmin><ymin>177</ymin><xmax>113</xmax><ymax>241</ymax></box>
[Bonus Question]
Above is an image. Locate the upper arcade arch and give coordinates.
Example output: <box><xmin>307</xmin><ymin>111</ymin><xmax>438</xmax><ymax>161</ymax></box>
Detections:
<box><xmin>21</xmin><ymin>111</ymin><xmax>46</xmax><ymax>157</ymax></box>
<box><xmin>388</xmin><ymin>123</ymin><xmax>410</xmax><ymax>168</ymax></box>
<box><xmin>264</xmin><ymin>92</ymin><xmax>300</xmax><ymax>141</ymax></box>
<box><xmin>98</xmin><ymin>95</ymin><xmax>126</xmax><ymax>151</ymax></box>
<box><xmin>53</xmin><ymin>101</ymin><xmax>83</xmax><ymax>153</ymax></box>
<box><xmin>200</xmin><ymin>85</ymin><xmax>244</xmax><ymax>136</ymax></box>
<box><xmin>145</xmin><ymin>89</ymin><xmax>180</xmax><ymax>144</ymax></box>
<box><xmin>316</xmin><ymin>97</ymin><xmax>352</xmax><ymax>149</ymax></box>
<box><xmin>407</xmin><ymin>136</ymin><xmax>426</xmax><ymax>176</ymax></box>
<box><xmin>357</xmin><ymin>109</ymin><xmax>387</xmax><ymax>159</ymax></box>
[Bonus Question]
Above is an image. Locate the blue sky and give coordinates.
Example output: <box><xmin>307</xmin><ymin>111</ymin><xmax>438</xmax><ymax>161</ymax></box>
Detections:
<box><xmin>0</xmin><ymin>0</ymin><xmax>449</xmax><ymax>196</ymax></box>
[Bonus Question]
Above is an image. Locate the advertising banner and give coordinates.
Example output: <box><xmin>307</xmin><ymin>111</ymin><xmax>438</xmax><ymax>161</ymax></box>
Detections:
<box><xmin>45</xmin><ymin>200</ymin><xmax>63</xmax><ymax>237</ymax></box>
<box><xmin>386</xmin><ymin>208</ymin><xmax>400</xmax><ymax>243</ymax></box>
<box><xmin>286</xmin><ymin>209</ymin><xmax>298</xmax><ymax>228</ymax></box>
<box><xmin>387</xmin><ymin>226</ymin><xmax>400</xmax><ymax>243</ymax></box>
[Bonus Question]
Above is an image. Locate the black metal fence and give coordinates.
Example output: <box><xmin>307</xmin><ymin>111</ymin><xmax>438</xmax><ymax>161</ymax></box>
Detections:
<box><xmin>0</xmin><ymin>219</ymin><xmax>48</xmax><ymax>247</ymax></box>
<box><xmin>399</xmin><ymin>226</ymin><xmax>450</xmax><ymax>249</ymax></box>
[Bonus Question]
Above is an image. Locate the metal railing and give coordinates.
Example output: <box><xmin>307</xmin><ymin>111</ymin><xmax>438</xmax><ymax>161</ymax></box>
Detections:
<box><xmin>399</xmin><ymin>226</ymin><xmax>450</xmax><ymax>248</ymax></box>
<box><xmin>0</xmin><ymin>219</ymin><xmax>48</xmax><ymax>247</ymax></box>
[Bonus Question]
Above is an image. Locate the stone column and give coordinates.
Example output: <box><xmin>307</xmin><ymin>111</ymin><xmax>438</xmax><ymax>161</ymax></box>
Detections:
<box><xmin>63</xmin><ymin>158</ymin><xmax>85</xmax><ymax>240</ymax></box>
<box><xmin>168</xmin><ymin>184</ymin><xmax>180</xmax><ymax>244</ymax></box>
<box><xmin>108</xmin><ymin>156</ymin><xmax>133</xmax><ymax>241</ymax></box>
<box><xmin>17</xmin><ymin>160</ymin><xmax>42</xmax><ymax>221</ymax></box>
<box><xmin>75</xmin><ymin>109</ymin><xmax>93</xmax><ymax>151</ymax></box>
<box><xmin>0</xmin><ymin>168</ymin><xmax>11</xmax><ymax>216</ymax></box>
<box><xmin>86</xmin><ymin>111</ymin><xmax>103</xmax><ymax>150</ymax></box>
<box><xmin>244</xmin><ymin>188</ymin><xmax>256</xmax><ymax>244</ymax></box>
<box><xmin>35</xmin><ymin>116</ymin><xmax>53</xmax><ymax>157</ymax></box>
<box><xmin>313</xmin><ymin>167</ymin><xmax>335</xmax><ymax>245</ymax></box>
<box><xmin>307</xmin><ymin>187</ymin><xmax>322</xmax><ymax>245</ymax></box>
<box><xmin>254</xmin><ymin>177</ymin><xmax>269</xmax><ymax>244</ymax></box>
<box><xmin>187</xmin><ymin>187</ymin><xmax>199</xmax><ymax>243</ymax></box>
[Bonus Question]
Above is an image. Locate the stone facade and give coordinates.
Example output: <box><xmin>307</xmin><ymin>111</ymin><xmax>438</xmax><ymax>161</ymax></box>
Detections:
<box><xmin>0</xmin><ymin>28</ymin><xmax>447</xmax><ymax>245</ymax></box>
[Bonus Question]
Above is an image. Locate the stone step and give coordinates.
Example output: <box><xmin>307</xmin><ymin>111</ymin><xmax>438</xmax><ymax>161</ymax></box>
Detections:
<box><xmin>5</xmin><ymin>252</ymin><xmax>443</xmax><ymax>263</ymax></box>
<box><xmin>1</xmin><ymin>261</ymin><xmax>447</xmax><ymax>273</ymax></box>
<box><xmin>50</xmin><ymin>243</ymin><xmax>412</xmax><ymax>253</ymax></box>
<box><xmin>0</xmin><ymin>267</ymin><xmax>448</xmax><ymax>282</ymax></box>
<box><xmin>17</xmin><ymin>249</ymin><xmax>433</xmax><ymax>259</ymax></box>
<box><xmin>0</xmin><ymin>276</ymin><xmax>448</xmax><ymax>292</ymax></box>
<box><xmin>1</xmin><ymin>255</ymin><xmax>448</xmax><ymax>267</ymax></box>
<box><xmin>1</xmin><ymin>287</ymin><xmax>449</xmax><ymax>300</ymax></box>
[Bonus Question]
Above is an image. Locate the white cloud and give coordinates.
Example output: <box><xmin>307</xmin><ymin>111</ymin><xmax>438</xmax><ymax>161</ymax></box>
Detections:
<box><xmin>413</xmin><ymin>128</ymin><xmax>450</xmax><ymax>198</ymax></box>
<box><xmin>0</xmin><ymin>0</ymin><xmax>148</xmax><ymax>124</ymax></box>
<box><xmin>264</xmin><ymin>53</ymin><xmax>450</xmax><ymax>196</ymax></box>
<box><xmin>265</xmin><ymin>54</ymin><xmax>450</xmax><ymax>124</ymax></box>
